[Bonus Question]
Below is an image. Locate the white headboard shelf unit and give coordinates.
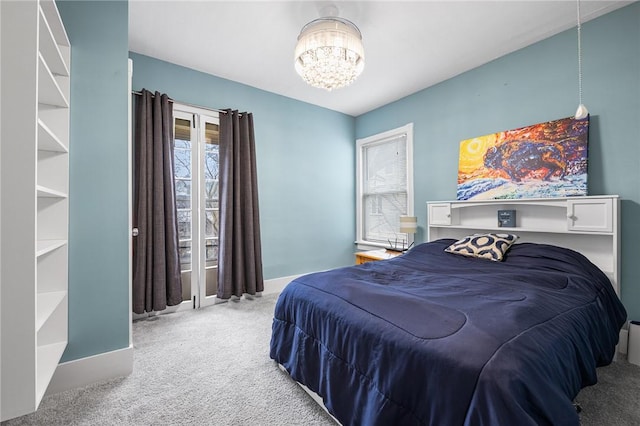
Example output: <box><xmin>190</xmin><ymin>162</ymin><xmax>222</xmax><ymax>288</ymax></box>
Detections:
<box><xmin>427</xmin><ymin>196</ymin><xmax>620</xmax><ymax>295</ymax></box>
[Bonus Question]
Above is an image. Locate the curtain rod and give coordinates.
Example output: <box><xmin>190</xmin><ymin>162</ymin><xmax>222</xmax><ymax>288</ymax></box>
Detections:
<box><xmin>131</xmin><ymin>90</ymin><xmax>232</xmax><ymax>115</ymax></box>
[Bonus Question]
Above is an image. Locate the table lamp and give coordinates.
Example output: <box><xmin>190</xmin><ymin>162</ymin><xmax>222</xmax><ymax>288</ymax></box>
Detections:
<box><xmin>399</xmin><ymin>215</ymin><xmax>418</xmax><ymax>251</ymax></box>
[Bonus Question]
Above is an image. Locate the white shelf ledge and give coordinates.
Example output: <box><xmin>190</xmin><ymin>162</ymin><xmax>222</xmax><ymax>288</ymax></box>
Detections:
<box><xmin>38</xmin><ymin>7</ymin><xmax>69</xmax><ymax>77</ymax></box>
<box><xmin>37</xmin><ymin>185</ymin><xmax>67</xmax><ymax>199</ymax></box>
<box><xmin>37</xmin><ymin>119</ymin><xmax>68</xmax><ymax>153</ymax></box>
<box><xmin>36</xmin><ymin>240</ymin><xmax>67</xmax><ymax>257</ymax></box>
<box><xmin>38</xmin><ymin>53</ymin><xmax>68</xmax><ymax>108</ymax></box>
<box><xmin>40</xmin><ymin>0</ymin><xmax>70</xmax><ymax>48</ymax></box>
<box><xmin>36</xmin><ymin>291</ymin><xmax>66</xmax><ymax>331</ymax></box>
<box><xmin>428</xmin><ymin>224</ymin><xmax>614</xmax><ymax>236</ymax></box>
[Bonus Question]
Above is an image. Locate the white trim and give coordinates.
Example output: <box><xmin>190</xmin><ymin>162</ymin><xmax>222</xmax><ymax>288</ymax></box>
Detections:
<box><xmin>128</xmin><ymin>58</ymin><xmax>133</xmax><ymax>347</ymax></box>
<box><xmin>173</xmin><ymin>109</ymin><xmax>200</xmax><ymax>309</ymax></box>
<box><xmin>356</xmin><ymin>123</ymin><xmax>414</xmax><ymax>248</ymax></box>
<box><xmin>263</xmin><ymin>274</ymin><xmax>304</xmax><ymax>295</ymax></box>
<box><xmin>619</xmin><ymin>327</ymin><xmax>628</xmax><ymax>355</ymax></box>
<box><xmin>0</xmin><ymin>5</ymin><xmax>3</xmax><ymax>415</ymax></box>
<box><xmin>132</xmin><ymin>298</ymin><xmax>193</xmax><ymax>320</ymax></box>
<box><xmin>131</xmin><ymin>274</ymin><xmax>304</xmax><ymax>320</ymax></box>
<box><xmin>355</xmin><ymin>240</ymin><xmax>388</xmax><ymax>251</ymax></box>
<box><xmin>174</xmin><ymin>102</ymin><xmax>219</xmax><ymax>118</ymax></box>
<box><xmin>196</xmin><ymin>112</ymin><xmax>220</xmax><ymax>309</ymax></box>
<box><xmin>45</xmin><ymin>275</ymin><xmax>302</xmax><ymax>398</ymax></box>
<box><xmin>173</xmin><ymin>105</ymin><xmax>220</xmax><ymax>310</ymax></box>
<box><xmin>45</xmin><ymin>345</ymin><xmax>133</xmax><ymax>396</ymax></box>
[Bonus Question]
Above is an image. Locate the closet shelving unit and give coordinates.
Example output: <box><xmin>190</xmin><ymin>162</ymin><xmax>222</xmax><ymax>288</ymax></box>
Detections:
<box><xmin>1</xmin><ymin>0</ymin><xmax>70</xmax><ymax>421</ymax></box>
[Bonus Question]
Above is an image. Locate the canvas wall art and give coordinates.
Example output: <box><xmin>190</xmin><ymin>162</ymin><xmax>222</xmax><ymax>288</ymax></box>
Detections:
<box><xmin>457</xmin><ymin>116</ymin><xmax>589</xmax><ymax>200</ymax></box>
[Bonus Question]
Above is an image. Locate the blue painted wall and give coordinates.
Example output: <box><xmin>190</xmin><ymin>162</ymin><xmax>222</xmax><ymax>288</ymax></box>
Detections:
<box><xmin>129</xmin><ymin>53</ymin><xmax>356</xmax><ymax>279</ymax></box>
<box><xmin>355</xmin><ymin>3</ymin><xmax>640</xmax><ymax>320</ymax></box>
<box><xmin>57</xmin><ymin>1</ymin><xmax>638</xmax><ymax>363</ymax></box>
<box><xmin>57</xmin><ymin>0</ymin><xmax>130</xmax><ymax>361</ymax></box>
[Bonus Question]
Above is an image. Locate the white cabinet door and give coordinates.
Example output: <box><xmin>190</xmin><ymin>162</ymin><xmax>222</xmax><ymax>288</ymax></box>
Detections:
<box><xmin>567</xmin><ymin>198</ymin><xmax>613</xmax><ymax>233</ymax></box>
<box><xmin>428</xmin><ymin>203</ymin><xmax>452</xmax><ymax>225</ymax></box>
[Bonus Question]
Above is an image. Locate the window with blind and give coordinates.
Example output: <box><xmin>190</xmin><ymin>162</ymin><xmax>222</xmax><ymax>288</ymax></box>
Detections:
<box><xmin>356</xmin><ymin>123</ymin><xmax>414</xmax><ymax>248</ymax></box>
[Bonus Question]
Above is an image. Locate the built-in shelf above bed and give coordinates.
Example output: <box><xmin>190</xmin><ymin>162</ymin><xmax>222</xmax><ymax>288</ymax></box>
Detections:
<box><xmin>427</xmin><ymin>196</ymin><xmax>620</xmax><ymax>295</ymax></box>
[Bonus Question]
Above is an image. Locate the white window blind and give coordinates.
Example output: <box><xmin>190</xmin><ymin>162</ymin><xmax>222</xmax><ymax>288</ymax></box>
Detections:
<box><xmin>363</xmin><ymin>135</ymin><xmax>407</xmax><ymax>244</ymax></box>
<box><xmin>356</xmin><ymin>123</ymin><xmax>414</xmax><ymax>248</ymax></box>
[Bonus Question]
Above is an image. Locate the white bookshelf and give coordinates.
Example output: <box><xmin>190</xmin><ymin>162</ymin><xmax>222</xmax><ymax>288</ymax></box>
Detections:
<box><xmin>1</xmin><ymin>0</ymin><xmax>70</xmax><ymax>421</ymax></box>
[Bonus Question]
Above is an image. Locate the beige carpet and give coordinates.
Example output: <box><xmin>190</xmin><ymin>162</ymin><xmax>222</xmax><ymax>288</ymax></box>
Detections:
<box><xmin>3</xmin><ymin>293</ymin><xmax>639</xmax><ymax>425</ymax></box>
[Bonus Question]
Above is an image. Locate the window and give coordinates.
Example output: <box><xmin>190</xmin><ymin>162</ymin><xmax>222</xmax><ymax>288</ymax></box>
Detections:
<box><xmin>173</xmin><ymin>105</ymin><xmax>220</xmax><ymax>309</ymax></box>
<box><xmin>356</xmin><ymin>123</ymin><xmax>414</xmax><ymax>249</ymax></box>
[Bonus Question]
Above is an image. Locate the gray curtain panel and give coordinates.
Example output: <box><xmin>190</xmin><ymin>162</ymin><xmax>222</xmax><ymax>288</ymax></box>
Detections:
<box><xmin>132</xmin><ymin>89</ymin><xmax>183</xmax><ymax>314</ymax></box>
<box><xmin>218</xmin><ymin>109</ymin><xmax>264</xmax><ymax>298</ymax></box>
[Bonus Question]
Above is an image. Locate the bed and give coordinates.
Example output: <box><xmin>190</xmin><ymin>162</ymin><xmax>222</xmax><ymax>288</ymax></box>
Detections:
<box><xmin>269</xmin><ymin>197</ymin><xmax>627</xmax><ymax>425</ymax></box>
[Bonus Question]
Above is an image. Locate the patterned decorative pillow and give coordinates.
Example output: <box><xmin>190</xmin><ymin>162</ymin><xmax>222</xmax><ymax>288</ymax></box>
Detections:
<box><xmin>444</xmin><ymin>233</ymin><xmax>519</xmax><ymax>261</ymax></box>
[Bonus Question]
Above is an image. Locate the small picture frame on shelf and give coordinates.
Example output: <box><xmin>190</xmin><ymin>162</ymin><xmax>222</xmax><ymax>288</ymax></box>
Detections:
<box><xmin>498</xmin><ymin>210</ymin><xmax>516</xmax><ymax>227</ymax></box>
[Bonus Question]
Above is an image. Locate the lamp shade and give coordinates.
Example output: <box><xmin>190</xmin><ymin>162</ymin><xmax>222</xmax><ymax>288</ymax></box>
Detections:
<box><xmin>399</xmin><ymin>216</ymin><xmax>417</xmax><ymax>234</ymax></box>
<box><xmin>294</xmin><ymin>17</ymin><xmax>365</xmax><ymax>91</ymax></box>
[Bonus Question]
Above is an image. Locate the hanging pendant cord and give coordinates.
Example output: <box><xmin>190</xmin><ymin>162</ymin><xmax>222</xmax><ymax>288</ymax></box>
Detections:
<box><xmin>576</xmin><ymin>0</ymin><xmax>584</xmax><ymax>106</ymax></box>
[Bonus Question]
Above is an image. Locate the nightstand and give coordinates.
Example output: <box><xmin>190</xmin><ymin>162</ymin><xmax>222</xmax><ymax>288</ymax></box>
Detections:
<box><xmin>355</xmin><ymin>249</ymin><xmax>402</xmax><ymax>265</ymax></box>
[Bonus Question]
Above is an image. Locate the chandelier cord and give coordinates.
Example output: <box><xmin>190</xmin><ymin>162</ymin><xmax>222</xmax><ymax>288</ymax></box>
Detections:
<box><xmin>577</xmin><ymin>0</ymin><xmax>583</xmax><ymax>106</ymax></box>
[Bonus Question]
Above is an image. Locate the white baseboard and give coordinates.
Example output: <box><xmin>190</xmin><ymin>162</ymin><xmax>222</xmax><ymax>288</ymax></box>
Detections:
<box><xmin>619</xmin><ymin>328</ymin><xmax>629</xmax><ymax>355</ymax></box>
<box><xmin>132</xmin><ymin>274</ymin><xmax>303</xmax><ymax>320</ymax></box>
<box><xmin>45</xmin><ymin>274</ymin><xmax>295</xmax><ymax>396</ymax></box>
<box><xmin>45</xmin><ymin>345</ymin><xmax>133</xmax><ymax>397</ymax></box>
<box><xmin>263</xmin><ymin>274</ymin><xmax>303</xmax><ymax>295</ymax></box>
<box><xmin>45</xmin><ymin>275</ymin><xmax>296</xmax><ymax>396</ymax></box>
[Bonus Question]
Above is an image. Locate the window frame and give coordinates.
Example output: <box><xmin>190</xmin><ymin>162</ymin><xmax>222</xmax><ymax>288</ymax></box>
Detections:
<box><xmin>173</xmin><ymin>104</ymin><xmax>220</xmax><ymax>309</ymax></box>
<box><xmin>356</xmin><ymin>123</ymin><xmax>414</xmax><ymax>250</ymax></box>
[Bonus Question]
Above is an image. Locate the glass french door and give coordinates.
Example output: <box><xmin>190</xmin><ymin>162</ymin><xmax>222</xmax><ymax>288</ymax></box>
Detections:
<box><xmin>173</xmin><ymin>106</ymin><xmax>220</xmax><ymax>309</ymax></box>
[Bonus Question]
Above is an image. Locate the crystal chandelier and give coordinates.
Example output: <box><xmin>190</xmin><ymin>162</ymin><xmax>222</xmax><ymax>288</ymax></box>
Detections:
<box><xmin>294</xmin><ymin>17</ymin><xmax>365</xmax><ymax>91</ymax></box>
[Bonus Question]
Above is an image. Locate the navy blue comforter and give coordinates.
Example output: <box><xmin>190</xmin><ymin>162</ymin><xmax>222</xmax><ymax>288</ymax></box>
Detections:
<box><xmin>270</xmin><ymin>240</ymin><xmax>627</xmax><ymax>425</ymax></box>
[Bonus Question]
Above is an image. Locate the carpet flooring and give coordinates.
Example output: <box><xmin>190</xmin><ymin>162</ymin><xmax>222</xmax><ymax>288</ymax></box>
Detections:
<box><xmin>3</xmin><ymin>293</ymin><xmax>639</xmax><ymax>425</ymax></box>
